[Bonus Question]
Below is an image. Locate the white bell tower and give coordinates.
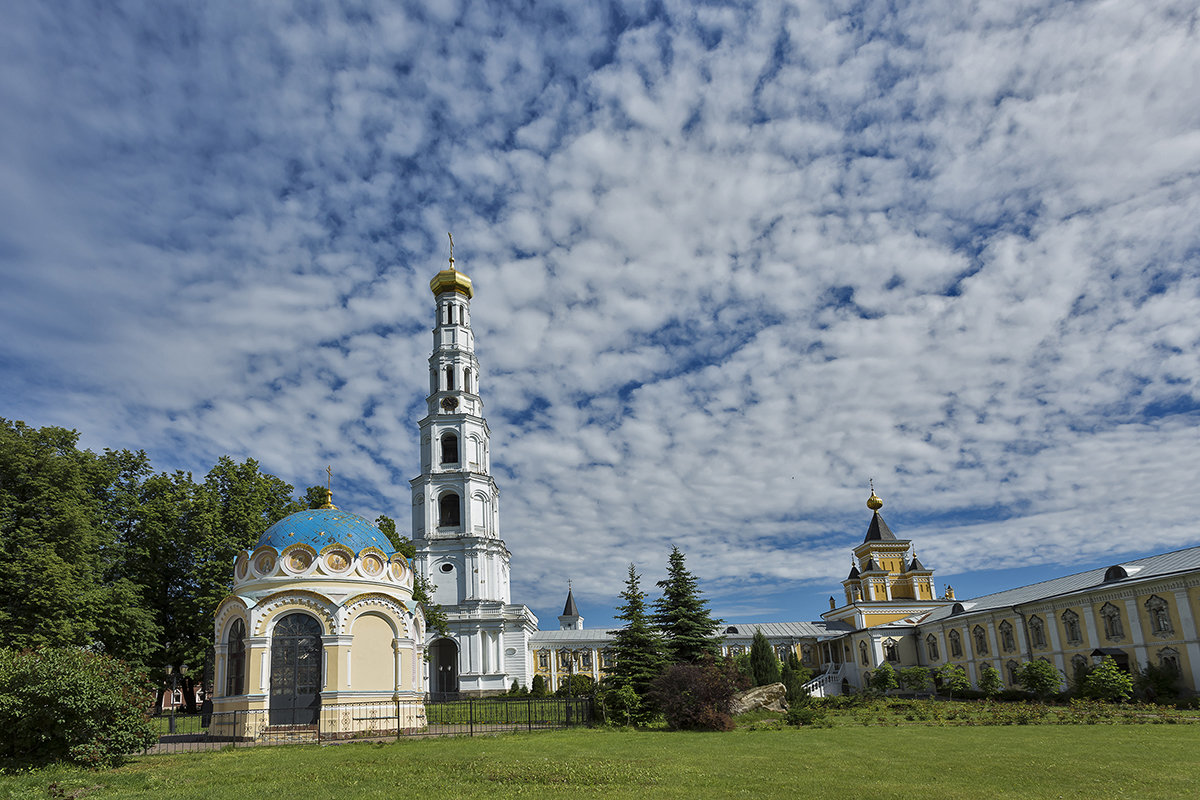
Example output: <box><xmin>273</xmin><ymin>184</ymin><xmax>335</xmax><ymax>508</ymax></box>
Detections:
<box><xmin>412</xmin><ymin>238</ymin><xmax>538</xmax><ymax>695</ymax></box>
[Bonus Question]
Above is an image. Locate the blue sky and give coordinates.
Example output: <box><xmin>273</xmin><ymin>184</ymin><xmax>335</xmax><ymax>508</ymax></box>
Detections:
<box><xmin>2</xmin><ymin>1</ymin><xmax>1198</xmax><ymax>630</ymax></box>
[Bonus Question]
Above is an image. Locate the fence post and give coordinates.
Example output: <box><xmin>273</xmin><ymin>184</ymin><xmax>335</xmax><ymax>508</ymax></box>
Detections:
<box><xmin>469</xmin><ymin>698</ymin><xmax>475</xmax><ymax>737</ymax></box>
<box><xmin>528</xmin><ymin>697</ymin><xmax>532</xmax><ymax>732</ymax></box>
<box><xmin>396</xmin><ymin>698</ymin><xmax>402</xmax><ymax>741</ymax></box>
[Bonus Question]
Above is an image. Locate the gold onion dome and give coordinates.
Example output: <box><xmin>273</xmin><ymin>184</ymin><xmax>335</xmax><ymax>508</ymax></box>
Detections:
<box><xmin>430</xmin><ymin>263</ymin><xmax>473</xmax><ymax>298</ymax></box>
<box><xmin>867</xmin><ymin>490</ymin><xmax>883</xmax><ymax>511</ymax></box>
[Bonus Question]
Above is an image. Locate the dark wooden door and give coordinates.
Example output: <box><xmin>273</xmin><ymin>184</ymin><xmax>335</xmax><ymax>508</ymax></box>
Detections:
<box><xmin>432</xmin><ymin>638</ymin><xmax>458</xmax><ymax>697</ymax></box>
<box><xmin>270</xmin><ymin>613</ymin><xmax>322</xmax><ymax>725</ymax></box>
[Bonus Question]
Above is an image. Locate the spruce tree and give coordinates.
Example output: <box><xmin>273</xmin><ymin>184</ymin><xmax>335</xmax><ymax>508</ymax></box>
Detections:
<box><xmin>608</xmin><ymin>564</ymin><xmax>667</xmax><ymax>700</ymax></box>
<box><xmin>749</xmin><ymin>628</ymin><xmax>781</xmax><ymax>686</ymax></box>
<box><xmin>652</xmin><ymin>546</ymin><xmax>722</xmax><ymax>664</ymax></box>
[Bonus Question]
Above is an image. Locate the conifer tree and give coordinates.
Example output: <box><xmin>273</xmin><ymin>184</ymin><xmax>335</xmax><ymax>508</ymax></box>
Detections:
<box><xmin>749</xmin><ymin>628</ymin><xmax>781</xmax><ymax>686</ymax></box>
<box><xmin>652</xmin><ymin>546</ymin><xmax>722</xmax><ymax>664</ymax></box>
<box><xmin>608</xmin><ymin>564</ymin><xmax>667</xmax><ymax>700</ymax></box>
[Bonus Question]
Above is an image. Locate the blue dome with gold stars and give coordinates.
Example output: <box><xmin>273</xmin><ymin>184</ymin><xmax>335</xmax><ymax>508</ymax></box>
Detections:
<box><xmin>256</xmin><ymin>508</ymin><xmax>392</xmax><ymax>554</ymax></box>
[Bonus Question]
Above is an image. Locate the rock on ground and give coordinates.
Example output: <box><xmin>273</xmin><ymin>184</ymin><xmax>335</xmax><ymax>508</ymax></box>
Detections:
<box><xmin>730</xmin><ymin>682</ymin><xmax>788</xmax><ymax>715</ymax></box>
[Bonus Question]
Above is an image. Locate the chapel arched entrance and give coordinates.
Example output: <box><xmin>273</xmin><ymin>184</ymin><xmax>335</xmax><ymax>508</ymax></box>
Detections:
<box><xmin>431</xmin><ymin>637</ymin><xmax>459</xmax><ymax>698</ymax></box>
<box><xmin>269</xmin><ymin>613</ymin><xmax>322</xmax><ymax>726</ymax></box>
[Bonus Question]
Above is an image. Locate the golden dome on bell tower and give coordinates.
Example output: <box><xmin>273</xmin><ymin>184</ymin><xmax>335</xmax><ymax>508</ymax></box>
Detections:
<box><xmin>429</xmin><ymin>232</ymin><xmax>474</xmax><ymax>298</ymax></box>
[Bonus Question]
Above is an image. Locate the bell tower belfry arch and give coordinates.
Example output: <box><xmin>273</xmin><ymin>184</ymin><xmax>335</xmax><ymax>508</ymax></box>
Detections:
<box><xmin>411</xmin><ymin>238</ymin><xmax>539</xmax><ymax>695</ymax></box>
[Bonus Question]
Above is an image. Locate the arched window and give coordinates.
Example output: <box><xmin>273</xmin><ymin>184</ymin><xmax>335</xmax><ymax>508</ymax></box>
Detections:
<box><xmin>226</xmin><ymin>619</ymin><xmax>245</xmax><ymax>697</ymax></box>
<box><xmin>1061</xmin><ymin>609</ymin><xmax>1082</xmax><ymax>644</ymax></box>
<box><xmin>439</xmin><ymin>493</ymin><xmax>461</xmax><ymax>527</ymax></box>
<box><xmin>440</xmin><ymin>433</ymin><xmax>459</xmax><ymax>465</ymax></box>
<box><xmin>801</xmin><ymin>644</ymin><xmax>815</xmax><ymax>665</ymax></box>
<box><xmin>1008</xmin><ymin>659</ymin><xmax>1021</xmax><ymax>684</ymax></box>
<box><xmin>972</xmin><ymin>626</ymin><xmax>988</xmax><ymax>655</ymax></box>
<box><xmin>1145</xmin><ymin>595</ymin><xmax>1173</xmax><ymax>635</ymax></box>
<box><xmin>882</xmin><ymin>638</ymin><xmax>899</xmax><ymax>661</ymax></box>
<box><xmin>948</xmin><ymin>629</ymin><xmax>962</xmax><ymax>658</ymax></box>
<box><xmin>1028</xmin><ymin>615</ymin><xmax>1046</xmax><ymax>648</ymax></box>
<box><xmin>444</xmin><ymin>366</ymin><xmax>455</xmax><ymax>391</ymax></box>
<box><xmin>999</xmin><ymin>620</ymin><xmax>1015</xmax><ymax>652</ymax></box>
<box><xmin>859</xmin><ymin>640</ymin><xmax>869</xmax><ymax>666</ymax></box>
<box><xmin>1100</xmin><ymin>602</ymin><xmax>1124</xmax><ymax>641</ymax></box>
<box><xmin>926</xmin><ymin>634</ymin><xmax>939</xmax><ymax>661</ymax></box>
<box><xmin>1071</xmin><ymin>653</ymin><xmax>1089</xmax><ymax>683</ymax></box>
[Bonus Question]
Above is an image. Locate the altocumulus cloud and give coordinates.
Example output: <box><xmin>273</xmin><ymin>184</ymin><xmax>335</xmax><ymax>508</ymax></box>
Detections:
<box><xmin>1</xmin><ymin>0</ymin><xmax>1198</xmax><ymax>626</ymax></box>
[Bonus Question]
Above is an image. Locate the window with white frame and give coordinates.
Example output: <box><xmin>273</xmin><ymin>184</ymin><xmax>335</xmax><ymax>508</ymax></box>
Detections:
<box><xmin>1061</xmin><ymin>609</ymin><xmax>1082</xmax><ymax>645</ymax></box>
<box><xmin>1028</xmin><ymin>615</ymin><xmax>1046</xmax><ymax>649</ymax></box>
<box><xmin>999</xmin><ymin>620</ymin><xmax>1015</xmax><ymax>652</ymax></box>
<box><xmin>1100</xmin><ymin>602</ymin><xmax>1124</xmax><ymax>641</ymax></box>
<box><xmin>972</xmin><ymin>625</ymin><xmax>989</xmax><ymax>656</ymax></box>
<box><xmin>537</xmin><ymin>650</ymin><xmax>550</xmax><ymax>670</ymax></box>
<box><xmin>1145</xmin><ymin>595</ymin><xmax>1173</xmax><ymax>636</ymax></box>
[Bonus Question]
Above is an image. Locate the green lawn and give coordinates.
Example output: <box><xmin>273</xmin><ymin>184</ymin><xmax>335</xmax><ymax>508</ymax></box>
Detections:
<box><xmin>4</xmin><ymin>725</ymin><xmax>1200</xmax><ymax>800</ymax></box>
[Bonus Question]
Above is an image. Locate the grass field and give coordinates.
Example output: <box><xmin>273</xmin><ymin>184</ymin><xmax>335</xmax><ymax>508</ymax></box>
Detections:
<box><xmin>3</xmin><ymin>724</ymin><xmax>1199</xmax><ymax>800</ymax></box>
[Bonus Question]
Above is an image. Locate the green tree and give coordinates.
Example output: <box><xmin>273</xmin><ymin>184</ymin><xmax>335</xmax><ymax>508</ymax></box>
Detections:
<box><xmin>899</xmin><ymin>665</ymin><xmax>931</xmax><ymax>693</ymax></box>
<box><xmin>868</xmin><ymin>661</ymin><xmax>898</xmax><ymax>694</ymax></box>
<box><xmin>652</xmin><ymin>547</ymin><xmax>722</xmax><ymax>664</ymax></box>
<box><xmin>0</xmin><ymin>421</ymin><xmax>112</xmax><ymax>651</ymax></box>
<box><xmin>1016</xmin><ymin>660</ymin><xmax>1062</xmax><ymax>700</ymax></box>
<box><xmin>1082</xmin><ymin>656</ymin><xmax>1133</xmax><ymax>702</ymax></box>
<box><xmin>937</xmin><ymin>664</ymin><xmax>970</xmax><ymax>697</ymax></box>
<box><xmin>375</xmin><ymin>514</ymin><xmax>448</xmax><ymax>637</ymax></box>
<box><xmin>0</xmin><ymin>421</ymin><xmax>161</xmax><ymax>667</ymax></box>
<box><xmin>978</xmin><ymin>664</ymin><xmax>1003</xmax><ymax>697</ymax></box>
<box><xmin>304</xmin><ymin>485</ymin><xmax>329</xmax><ymax>509</ymax></box>
<box><xmin>749</xmin><ymin>629</ymin><xmax>781</xmax><ymax>686</ymax></box>
<box><xmin>530</xmin><ymin>674</ymin><xmax>548</xmax><ymax>697</ymax></box>
<box><xmin>780</xmin><ymin>653</ymin><xmax>812</xmax><ymax>702</ymax></box>
<box><xmin>606</xmin><ymin>564</ymin><xmax>667</xmax><ymax>718</ymax></box>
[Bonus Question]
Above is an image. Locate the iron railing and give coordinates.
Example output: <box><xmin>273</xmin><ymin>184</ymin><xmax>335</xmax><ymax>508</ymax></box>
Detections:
<box><xmin>142</xmin><ymin>695</ymin><xmax>592</xmax><ymax>755</ymax></box>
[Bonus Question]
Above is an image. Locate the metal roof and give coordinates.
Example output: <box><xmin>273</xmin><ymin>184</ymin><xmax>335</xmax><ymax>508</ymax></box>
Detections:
<box><xmin>924</xmin><ymin>544</ymin><xmax>1200</xmax><ymax>621</ymax></box>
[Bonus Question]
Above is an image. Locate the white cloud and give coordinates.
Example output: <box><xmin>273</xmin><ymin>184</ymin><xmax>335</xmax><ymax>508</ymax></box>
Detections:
<box><xmin>1</xmin><ymin>0</ymin><xmax>1198</xmax><ymax>626</ymax></box>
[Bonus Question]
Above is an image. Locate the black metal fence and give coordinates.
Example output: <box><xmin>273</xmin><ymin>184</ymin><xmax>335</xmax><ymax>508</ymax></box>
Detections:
<box><xmin>142</xmin><ymin>695</ymin><xmax>593</xmax><ymax>755</ymax></box>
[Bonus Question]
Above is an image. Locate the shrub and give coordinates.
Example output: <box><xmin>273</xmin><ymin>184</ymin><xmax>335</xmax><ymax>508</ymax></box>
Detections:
<box><xmin>1136</xmin><ymin>661</ymin><xmax>1182</xmax><ymax>703</ymax></box>
<box><xmin>1081</xmin><ymin>656</ymin><xmax>1133</xmax><ymax>703</ymax></box>
<box><xmin>601</xmin><ymin>682</ymin><xmax>645</xmax><ymax>726</ymax></box>
<box><xmin>785</xmin><ymin>705</ymin><xmax>829</xmax><ymax>727</ymax></box>
<box><xmin>0</xmin><ymin>647</ymin><xmax>157</xmax><ymax>769</ymax></box>
<box><xmin>1015</xmin><ymin>660</ymin><xmax>1062</xmax><ymax>700</ymax></box>
<box><xmin>530</xmin><ymin>675</ymin><xmax>549</xmax><ymax>697</ymax></box>
<box><xmin>650</xmin><ymin>659</ymin><xmax>746</xmax><ymax>731</ymax></box>
<box><xmin>507</xmin><ymin>679</ymin><xmax>527</xmax><ymax>696</ymax></box>
<box><xmin>978</xmin><ymin>665</ymin><xmax>1003</xmax><ymax>698</ymax></box>
<box><xmin>554</xmin><ymin>674</ymin><xmax>596</xmax><ymax>697</ymax></box>
<box><xmin>937</xmin><ymin>664</ymin><xmax>970</xmax><ymax>698</ymax></box>
<box><xmin>867</xmin><ymin>662</ymin><xmax>898</xmax><ymax>694</ymax></box>
<box><xmin>899</xmin><ymin>666</ymin><xmax>931</xmax><ymax>693</ymax></box>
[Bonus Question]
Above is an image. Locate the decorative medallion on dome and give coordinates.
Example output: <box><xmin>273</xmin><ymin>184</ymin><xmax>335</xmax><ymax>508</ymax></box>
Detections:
<box><xmin>324</xmin><ymin>548</ymin><xmax>352</xmax><ymax>575</ymax></box>
<box><xmin>362</xmin><ymin>554</ymin><xmax>384</xmax><ymax>577</ymax></box>
<box><xmin>253</xmin><ymin>550</ymin><xmax>276</xmax><ymax>577</ymax></box>
<box><xmin>281</xmin><ymin>545</ymin><xmax>315</xmax><ymax>575</ymax></box>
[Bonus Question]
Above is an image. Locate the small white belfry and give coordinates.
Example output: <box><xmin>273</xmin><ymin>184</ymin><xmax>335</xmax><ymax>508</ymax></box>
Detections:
<box><xmin>211</xmin><ymin>489</ymin><xmax>425</xmax><ymax>738</ymax></box>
